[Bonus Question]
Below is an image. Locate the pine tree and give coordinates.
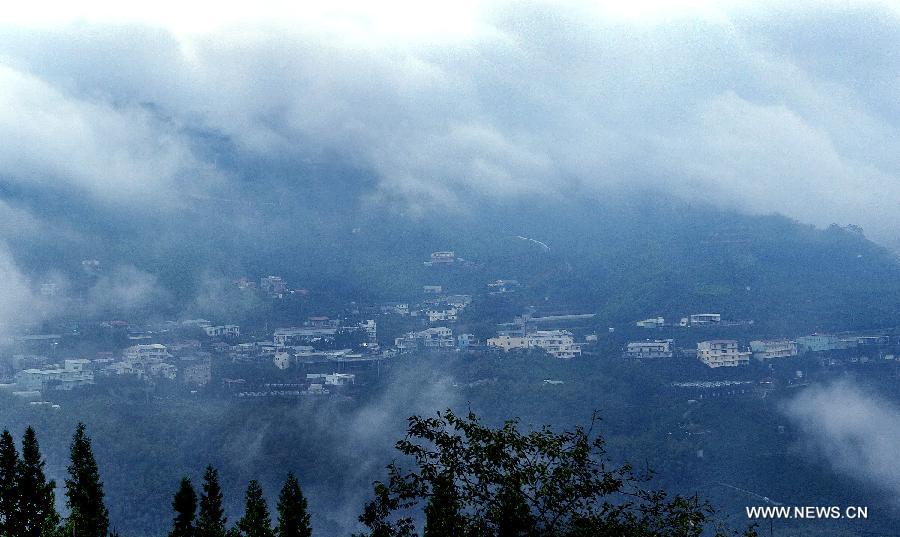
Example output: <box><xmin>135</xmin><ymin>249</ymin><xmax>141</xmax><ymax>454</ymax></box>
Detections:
<box><xmin>197</xmin><ymin>466</ymin><xmax>227</xmax><ymax>537</ymax></box>
<box><xmin>0</xmin><ymin>430</ymin><xmax>21</xmax><ymax>537</ymax></box>
<box><xmin>18</xmin><ymin>427</ymin><xmax>61</xmax><ymax>537</ymax></box>
<box><xmin>64</xmin><ymin>423</ymin><xmax>109</xmax><ymax>537</ymax></box>
<box><xmin>236</xmin><ymin>480</ymin><xmax>274</xmax><ymax>537</ymax></box>
<box><xmin>170</xmin><ymin>477</ymin><xmax>198</xmax><ymax>537</ymax></box>
<box><xmin>275</xmin><ymin>473</ymin><xmax>311</xmax><ymax>537</ymax></box>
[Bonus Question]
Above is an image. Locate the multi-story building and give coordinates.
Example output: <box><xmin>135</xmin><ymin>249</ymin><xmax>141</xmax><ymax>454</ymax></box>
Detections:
<box><xmin>203</xmin><ymin>325</ymin><xmax>241</xmax><ymax>338</ymax></box>
<box><xmin>486</xmin><ymin>334</ymin><xmax>529</xmax><ymax>352</ymax></box>
<box><xmin>750</xmin><ymin>340</ymin><xmax>798</xmax><ymax>361</ymax></box>
<box><xmin>697</xmin><ymin>340</ymin><xmax>750</xmax><ymax>368</ymax></box>
<box><xmin>395</xmin><ymin>327</ymin><xmax>455</xmax><ymax>351</ymax></box>
<box><xmin>625</xmin><ymin>339</ymin><xmax>674</xmax><ymax>359</ymax></box>
<box><xmin>273</xmin><ymin>327</ymin><xmax>338</xmax><ymax>346</ymax></box>
<box><xmin>124</xmin><ymin>344</ymin><xmax>170</xmax><ymax>363</ymax></box>
<box><xmin>526</xmin><ymin>330</ymin><xmax>582</xmax><ymax>359</ymax></box>
<box><xmin>15</xmin><ymin>359</ymin><xmax>94</xmax><ymax>392</ymax></box>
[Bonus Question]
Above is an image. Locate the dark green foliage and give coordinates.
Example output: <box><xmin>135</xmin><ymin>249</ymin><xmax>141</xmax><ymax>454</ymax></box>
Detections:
<box><xmin>0</xmin><ymin>430</ymin><xmax>21</xmax><ymax>536</ymax></box>
<box><xmin>359</xmin><ymin>409</ymin><xmax>753</xmax><ymax>537</ymax></box>
<box><xmin>170</xmin><ymin>477</ymin><xmax>198</xmax><ymax>537</ymax></box>
<box><xmin>65</xmin><ymin>423</ymin><xmax>109</xmax><ymax>537</ymax></box>
<box><xmin>423</xmin><ymin>472</ymin><xmax>462</xmax><ymax>537</ymax></box>
<box><xmin>18</xmin><ymin>427</ymin><xmax>61</xmax><ymax>537</ymax></box>
<box><xmin>197</xmin><ymin>466</ymin><xmax>227</xmax><ymax>537</ymax></box>
<box><xmin>275</xmin><ymin>473</ymin><xmax>312</xmax><ymax>537</ymax></box>
<box><xmin>236</xmin><ymin>480</ymin><xmax>274</xmax><ymax>537</ymax></box>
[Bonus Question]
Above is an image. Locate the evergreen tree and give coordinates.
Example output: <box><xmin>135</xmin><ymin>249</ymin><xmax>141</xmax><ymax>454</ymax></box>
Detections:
<box><xmin>275</xmin><ymin>473</ymin><xmax>311</xmax><ymax>537</ymax></box>
<box><xmin>18</xmin><ymin>427</ymin><xmax>61</xmax><ymax>537</ymax></box>
<box><xmin>197</xmin><ymin>466</ymin><xmax>227</xmax><ymax>537</ymax></box>
<box><xmin>236</xmin><ymin>480</ymin><xmax>274</xmax><ymax>537</ymax></box>
<box><xmin>64</xmin><ymin>423</ymin><xmax>109</xmax><ymax>537</ymax></box>
<box><xmin>170</xmin><ymin>477</ymin><xmax>198</xmax><ymax>537</ymax></box>
<box><xmin>0</xmin><ymin>430</ymin><xmax>21</xmax><ymax>537</ymax></box>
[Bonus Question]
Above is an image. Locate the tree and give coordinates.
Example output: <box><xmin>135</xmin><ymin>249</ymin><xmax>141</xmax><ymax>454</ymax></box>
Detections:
<box><xmin>358</xmin><ymin>410</ymin><xmax>754</xmax><ymax>537</ymax></box>
<box><xmin>422</xmin><ymin>472</ymin><xmax>462</xmax><ymax>537</ymax></box>
<box><xmin>275</xmin><ymin>473</ymin><xmax>311</xmax><ymax>537</ymax></box>
<box><xmin>170</xmin><ymin>477</ymin><xmax>198</xmax><ymax>537</ymax></box>
<box><xmin>18</xmin><ymin>427</ymin><xmax>61</xmax><ymax>537</ymax></box>
<box><xmin>0</xmin><ymin>430</ymin><xmax>21</xmax><ymax>537</ymax></box>
<box><xmin>64</xmin><ymin>423</ymin><xmax>109</xmax><ymax>537</ymax></box>
<box><xmin>197</xmin><ymin>466</ymin><xmax>227</xmax><ymax>537</ymax></box>
<box><xmin>236</xmin><ymin>480</ymin><xmax>274</xmax><ymax>537</ymax></box>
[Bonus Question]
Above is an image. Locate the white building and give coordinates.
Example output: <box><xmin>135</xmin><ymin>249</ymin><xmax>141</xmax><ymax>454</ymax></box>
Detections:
<box><xmin>15</xmin><ymin>360</ymin><xmax>94</xmax><ymax>392</ymax></box>
<box><xmin>635</xmin><ymin>317</ymin><xmax>665</xmax><ymax>328</ymax></box>
<box><xmin>625</xmin><ymin>340</ymin><xmax>674</xmax><ymax>359</ymax></box>
<box><xmin>273</xmin><ymin>351</ymin><xmax>291</xmax><ymax>370</ymax></box>
<box><xmin>274</xmin><ymin>327</ymin><xmax>337</xmax><ymax>346</ymax></box>
<box><xmin>697</xmin><ymin>340</ymin><xmax>750</xmax><ymax>368</ymax></box>
<box><xmin>124</xmin><ymin>344</ymin><xmax>170</xmax><ymax>363</ymax></box>
<box><xmin>487</xmin><ymin>334</ymin><xmax>529</xmax><ymax>352</ymax></box>
<box><xmin>689</xmin><ymin>313</ymin><xmax>721</xmax><ymax>326</ymax></box>
<box><xmin>526</xmin><ymin>330</ymin><xmax>582</xmax><ymax>359</ymax></box>
<box><xmin>203</xmin><ymin>325</ymin><xmax>241</xmax><ymax>338</ymax></box>
<box><xmin>395</xmin><ymin>327</ymin><xmax>455</xmax><ymax>351</ymax></box>
<box><xmin>750</xmin><ymin>340</ymin><xmax>798</xmax><ymax>361</ymax></box>
<box><xmin>307</xmin><ymin>373</ymin><xmax>356</xmax><ymax>386</ymax></box>
<box><xmin>429</xmin><ymin>251</ymin><xmax>456</xmax><ymax>264</ymax></box>
<box><xmin>426</xmin><ymin>307</ymin><xmax>458</xmax><ymax>323</ymax></box>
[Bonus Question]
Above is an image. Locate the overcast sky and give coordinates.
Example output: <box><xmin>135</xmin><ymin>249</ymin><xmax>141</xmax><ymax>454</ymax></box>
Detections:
<box><xmin>0</xmin><ymin>0</ymin><xmax>899</xmax><ymax>268</ymax></box>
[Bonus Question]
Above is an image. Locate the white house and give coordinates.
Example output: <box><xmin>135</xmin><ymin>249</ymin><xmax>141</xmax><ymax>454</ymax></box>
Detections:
<box><xmin>750</xmin><ymin>340</ymin><xmax>798</xmax><ymax>361</ymax></box>
<box><xmin>526</xmin><ymin>330</ymin><xmax>582</xmax><ymax>359</ymax></box>
<box><xmin>697</xmin><ymin>340</ymin><xmax>750</xmax><ymax>368</ymax></box>
<box><xmin>625</xmin><ymin>340</ymin><xmax>674</xmax><ymax>359</ymax></box>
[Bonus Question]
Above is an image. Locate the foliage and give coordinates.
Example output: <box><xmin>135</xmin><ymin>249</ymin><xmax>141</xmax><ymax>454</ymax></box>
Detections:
<box><xmin>170</xmin><ymin>477</ymin><xmax>198</xmax><ymax>537</ymax></box>
<box><xmin>236</xmin><ymin>480</ymin><xmax>274</xmax><ymax>537</ymax></box>
<box><xmin>65</xmin><ymin>423</ymin><xmax>109</xmax><ymax>537</ymax></box>
<box><xmin>18</xmin><ymin>427</ymin><xmax>61</xmax><ymax>537</ymax></box>
<box><xmin>275</xmin><ymin>473</ymin><xmax>312</xmax><ymax>537</ymax></box>
<box><xmin>359</xmin><ymin>409</ymin><xmax>752</xmax><ymax>537</ymax></box>
<box><xmin>197</xmin><ymin>466</ymin><xmax>227</xmax><ymax>537</ymax></box>
<box><xmin>0</xmin><ymin>430</ymin><xmax>20</xmax><ymax>536</ymax></box>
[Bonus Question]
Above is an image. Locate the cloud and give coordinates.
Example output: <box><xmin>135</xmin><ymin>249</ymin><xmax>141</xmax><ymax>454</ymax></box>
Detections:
<box><xmin>0</xmin><ymin>1</ymin><xmax>899</xmax><ymax>256</ymax></box>
<box><xmin>84</xmin><ymin>265</ymin><xmax>171</xmax><ymax>315</ymax></box>
<box><xmin>783</xmin><ymin>380</ymin><xmax>900</xmax><ymax>500</ymax></box>
<box><xmin>0</xmin><ymin>244</ymin><xmax>40</xmax><ymax>338</ymax></box>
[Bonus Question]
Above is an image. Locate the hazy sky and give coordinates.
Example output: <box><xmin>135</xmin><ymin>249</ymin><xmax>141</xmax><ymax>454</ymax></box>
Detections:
<box><xmin>0</xmin><ymin>0</ymin><xmax>899</xmax><ymax>278</ymax></box>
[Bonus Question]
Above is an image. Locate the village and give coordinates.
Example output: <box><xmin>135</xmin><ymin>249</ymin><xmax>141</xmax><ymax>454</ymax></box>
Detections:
<box><xmin>2</xmin><ymin>250</ymin><xmax>899</xmax><ymax>405</ymax></box>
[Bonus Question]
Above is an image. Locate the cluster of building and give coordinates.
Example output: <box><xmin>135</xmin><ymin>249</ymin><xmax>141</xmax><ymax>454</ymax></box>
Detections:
<box><xmin>625</xmin><ymin>332</ymin><xmax>899</xmax><ymax>369</ymax></box>
<box><xmin>487</xmin><ymin>330</ymin><xmax>582</xmax><ymax>359</ymax></box>
<box><xmin>634</xmin><ymin>313</ymin><xmax>752</xmax><ymax>328</ymax></box>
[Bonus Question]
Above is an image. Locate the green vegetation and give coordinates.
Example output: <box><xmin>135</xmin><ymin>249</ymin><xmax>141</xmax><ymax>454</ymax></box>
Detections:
<box><xmin>0</xmin><ymin>412</ymin><xmax>759</xmax><ymax>537</ymax></box>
